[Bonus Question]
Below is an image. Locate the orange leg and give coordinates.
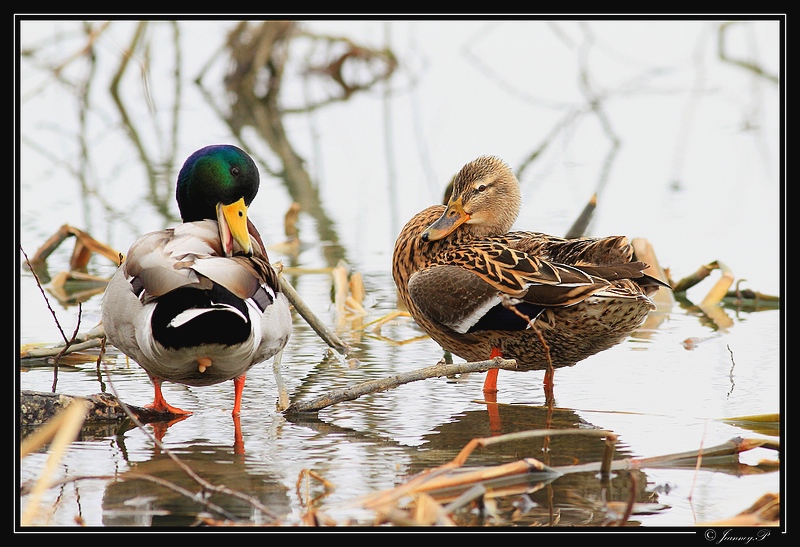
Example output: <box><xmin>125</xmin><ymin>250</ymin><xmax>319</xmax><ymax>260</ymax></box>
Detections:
<box><xmin>232</xmin><ymin>375</ymin><xmax>246</xmax><ymax>416</ymax></box>
<box><xmin>543</xmin><ymin>367</ymin><xmax>555</xmax><ymax>402</ymax></box>
<box><xmin>484</xmin><ymin>347</ymin><xmax>503</xmax><ymax>434</ymax></box>
<box><xmin>483</xmin><ymin>347</ymin><xmax>503</xmax><ymax>394</ymax></box>
<box><xmin>233</xmin><ymin>414</ymin><xmax>245</xmax><ymax>455</ymax></box>
<box><xmin>146</xmin><ymin>376</ymin><xmax>192</xmax><ymax>416</ymax></box>
<box><xmin>151</xmin><ymin>421</ymin><xmax>169</xmax><ymax>445</ymax></box>
<box><xmin>485</xmin><ymin>388</ymin><xmax>503</xmax><ymax>435</ymax></box>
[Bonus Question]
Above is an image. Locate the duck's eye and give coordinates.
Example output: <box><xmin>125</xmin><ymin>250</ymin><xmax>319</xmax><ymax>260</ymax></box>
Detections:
<box><xmin>477</xmin><ymin>184</ymin><xmax>487</xmax><ymax>193</ymax></box>
<box><xmin>231</xmin><ymin>166</ymin><xmax>240</xmax><ymax>177</ymax></box>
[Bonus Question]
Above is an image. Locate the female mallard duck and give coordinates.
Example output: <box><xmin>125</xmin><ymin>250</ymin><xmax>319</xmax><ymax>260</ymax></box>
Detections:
<box><xmin>101</xmin><ymin>144</ymin><xmax>292</xmax><ymax>416</ymax></box>
<box><xmin>392</xmin><ymin>156</ymin><xmax>669</xmax><ymax>394</ymax></box>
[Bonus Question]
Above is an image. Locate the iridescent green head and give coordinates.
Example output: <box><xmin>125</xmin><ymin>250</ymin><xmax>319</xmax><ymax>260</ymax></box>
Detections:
<box><xmin>176</xmin><ymin>144</ymin><xmax>260</xmax><ymax>222</ymax></box>
<box><xmin>176</xmin><ymin>144</ymin><xmax>260</xmax><ymax>256</ymax></box>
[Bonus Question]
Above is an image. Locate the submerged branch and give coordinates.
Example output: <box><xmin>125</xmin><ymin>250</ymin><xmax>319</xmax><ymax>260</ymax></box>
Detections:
<box><xmin>284</xmin><ymin>357</ymin><xmax>518</xmax><ymax>415</ymax></box>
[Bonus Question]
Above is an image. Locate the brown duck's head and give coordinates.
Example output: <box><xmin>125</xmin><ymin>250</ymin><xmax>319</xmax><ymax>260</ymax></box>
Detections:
<box><xmin>422</xmin><ymin>156</ymin><xmax>521</xmax><ymax>241</ymax></box>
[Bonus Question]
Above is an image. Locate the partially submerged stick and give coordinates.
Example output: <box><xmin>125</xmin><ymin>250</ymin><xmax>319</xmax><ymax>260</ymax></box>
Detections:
<box><xmin>21</xmin><ymin>338</ymin><xmax>104</xmax><ymax>359</ymax></box>
<box><xmin>284</xmin><ymin>357</ymin><xmax>518</xmax><ymax>414</ymax></box>
<box><xmin>20</xmin><ymin>390</ymin><xmax>178</xmax><ymax>427</ymax></box>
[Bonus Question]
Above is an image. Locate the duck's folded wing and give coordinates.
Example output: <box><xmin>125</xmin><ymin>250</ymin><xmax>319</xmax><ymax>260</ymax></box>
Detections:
<box><xmin>408</xmin><ymin>243</ymin><xmax>613</xmax><ymax>334</ymax></box>
<box><xmin>192</xmin><ymin>254</ymin><xmax>278</xmax><ymax>306</ymax></box>
<box><xmin>506</xmin><ymin>232</ymin><xmax>634</xmax><ymax>266</ymax></box>
<box><xmin>408</xmin><ymin>264</ymin><xmax>505</xmax><ymax>334</ymax></box>
<box><xmin>123</xmin><ymin>220</ymin><xmax>277</xmax><ymax>305</ymax></box>
<box><xmin>441</xmin><ymin>242</ymin><xmax>612</xmax><ymax>307</ymax></box>
<box><xmin>501</xmin><ymin>235</ymin><xmax>671</xmax><ymax>293</ymax></box>
<box><xmin>124</xmin><ymin>230</ymin><xmax>213</xmax><ymax>299</ymax></box>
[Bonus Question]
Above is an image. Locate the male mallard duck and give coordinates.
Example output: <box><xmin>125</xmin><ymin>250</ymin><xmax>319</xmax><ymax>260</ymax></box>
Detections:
<box><xmin>392</xmin><ymin>156</ymin><xmax>669</xmax><ymax>394</ymax></box>
<box><xmin>101</xmin><ymin>144</ymin><xmax>292</xmax><ymax>416</ymax></box>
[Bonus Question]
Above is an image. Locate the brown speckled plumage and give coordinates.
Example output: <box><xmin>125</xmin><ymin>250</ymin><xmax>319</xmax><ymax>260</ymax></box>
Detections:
<box><xmin>392</xmin><ymin>156</ymin><xmax>669</xmax><ymax>374</ymax></box>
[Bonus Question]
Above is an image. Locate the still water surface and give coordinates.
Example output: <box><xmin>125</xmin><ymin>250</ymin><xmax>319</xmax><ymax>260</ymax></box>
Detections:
<box><xmin>18</xmin><ymin>19</ymin><xmax>782</xmax><ymax>529</ymax></box>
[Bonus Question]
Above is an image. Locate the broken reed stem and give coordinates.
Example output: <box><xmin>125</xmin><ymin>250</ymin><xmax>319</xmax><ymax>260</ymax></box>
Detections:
<box><xmin>352</xmin><ymin>428</ymin><xmax>614</xmax><ymax>514</ymax></box>
<box><xmin>351</xmin><ymin>436</ymin><xmax>769</xmax><ymax>523</ymax></box>
<box><xmin>556</xmin><ymin>436</ymin><xmax>770</xmax><ymax>476</ymax></box>
<box><xmin>672</xmin><ymin>263</ymin><xmax>715</xmax><ymax>292</ymax></box>
<box><xmin>397</xmin><ymin>459</ymin><xmax>544</xmax><ymax>498</ymax></box>
<box><xmin>20</xmin><ymin>400</ymin><xmax>89</xmax><ymax>525</ymax></box>
<box><xmin>700</xmin><ymin>268</ymin><xmax>735</xmax><ymax>307</ymax></box>
<box><xmin>452</xmin><ymin>428</ymin><xmax>615</xmax><ymax>467</ymax></box>
<box><xmin>284</xmin><ymin>357</ymin><xmax>518</xmax><ymax>414</ymax></box>
<box><xmin>601</xmin><ymin>432</ymin><xmax>618</xmax><ymax>477</ymax></box>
